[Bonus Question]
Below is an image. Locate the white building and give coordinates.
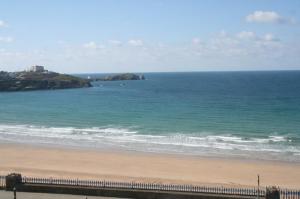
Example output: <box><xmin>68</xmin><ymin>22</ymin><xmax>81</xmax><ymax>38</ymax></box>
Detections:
<box><xmin>29</xmin><ymin>65</ymin><xmax>45</xmax><ymax>72</ymax></box>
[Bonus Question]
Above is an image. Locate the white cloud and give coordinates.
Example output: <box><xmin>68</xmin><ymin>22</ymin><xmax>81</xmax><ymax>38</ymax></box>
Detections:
<box><xmin>128</xmin><ymin>39</ymin><xmax>143</xmax><ymax>47</ymax></box>
<box><xmin>219</xmin><ymin>30</ymin><xmax>228</xmax><ymax>37</ymax></box>
<box><xmin>83</xmin><ymin>41</ymin><xmax>104</xmax><ymax>49</ymax></box>
<box><xmin>0</xmin><ymin>36</ymin><xmax>14</xmax><ymax>43</ymax></box>
<box><xmin>246</xmin><ymin>11</ymin><xmax>294</xmax><ymax>24</ymax></box>
<box><xmin>236</xmin><ymin>31</ymin><xmax>256</xmax><ymax>40</ymax></box>
<box><xmin>192</xmin><ymin>38</ymin><xmax>202</xmax><ymax>45</ymax></box>
<box><xmin>108</xmin><ymin>40</ymin><xmax>122</xmax><ymax>46</ymax></box>
<box><xmin>236</xmin><ymin>31</ymin><xmax>279</xmax><ymax>43</ymax></box>
<box><xmin>264</xmin><ymin>33</ymin><xmax>275</xmax><ymax>41</ymax></box>
<box><xmin>261</xmin><ymin>33</ymin><xmax>280</xmax><ymax>42</ymax></box>
<box><xmin>83</xmin><ymin>41</ymin><xmax>97</xmax><ymax>49</ymax></box>
<box><xmin>1</xmin><ymin>31</ymin><xmax>299</xmax><ymax>73</ymax></box>
<box><xmin>0</xmin><ymin>20</ymin><xmax>6</xmax><ymax>27</ymax></box>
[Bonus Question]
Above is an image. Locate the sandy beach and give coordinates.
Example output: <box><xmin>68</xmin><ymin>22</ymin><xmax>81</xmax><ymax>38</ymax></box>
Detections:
<box><xmin>0</xmin><ymin>143</ymin><xmax>299</xmax><ymax>189</ymax></box>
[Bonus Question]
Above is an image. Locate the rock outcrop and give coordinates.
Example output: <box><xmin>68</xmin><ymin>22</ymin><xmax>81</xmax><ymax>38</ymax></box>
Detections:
<box><xmin>96</xmin><ymin>73</ymin><xmax>145</xmax><ymax>81</ymax></box>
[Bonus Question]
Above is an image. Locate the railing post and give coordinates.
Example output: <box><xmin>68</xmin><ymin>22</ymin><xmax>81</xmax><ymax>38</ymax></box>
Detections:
<box><xmin>13</xmin><ymin>187</ymin><xmax>16</xmax><ymax>199</ymax></box>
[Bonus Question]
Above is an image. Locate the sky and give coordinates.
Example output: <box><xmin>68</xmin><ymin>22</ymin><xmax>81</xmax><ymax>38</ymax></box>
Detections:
<box><xmin>0</xmin><ymin>0</ymin><xmax>300</xmax><ymax>73</ymax></box>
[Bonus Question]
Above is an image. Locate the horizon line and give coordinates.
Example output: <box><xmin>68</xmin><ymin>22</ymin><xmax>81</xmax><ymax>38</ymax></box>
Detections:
<box><xmin>71</xmin><ymin>69</ymin><xmax>300</xmax><ymax>75</ymax></box>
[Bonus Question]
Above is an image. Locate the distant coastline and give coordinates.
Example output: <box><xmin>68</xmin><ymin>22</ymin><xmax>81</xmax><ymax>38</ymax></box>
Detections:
<box><xmin>0</xmin><ymin>66</ymin><xmax>145</xmax><ymax>92</ymax></box>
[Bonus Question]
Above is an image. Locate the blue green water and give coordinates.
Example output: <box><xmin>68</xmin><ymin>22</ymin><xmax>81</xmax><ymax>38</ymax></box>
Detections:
<box><xmin>0</xmin><ymin>71</ymin><xmax>300</xmax><ymax>161</ymax></box>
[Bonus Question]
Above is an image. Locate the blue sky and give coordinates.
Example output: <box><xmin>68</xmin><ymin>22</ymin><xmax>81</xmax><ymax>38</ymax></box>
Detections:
<box><xmin>0</xmin><ymin>0</ymin><xmax>300</xmax><ymax>73</ymax></box>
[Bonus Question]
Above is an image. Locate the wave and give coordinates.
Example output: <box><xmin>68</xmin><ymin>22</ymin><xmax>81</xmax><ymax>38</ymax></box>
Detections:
<box><xmin>0</xmin><ymin>124</ymin><xmax>299</xmax><ymax>161</ymax></box>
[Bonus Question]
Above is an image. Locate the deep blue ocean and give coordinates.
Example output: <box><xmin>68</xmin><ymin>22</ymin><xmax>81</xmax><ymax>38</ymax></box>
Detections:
<box><xmin>0</xmin><ymin>71</ymin><xmax>300</xmax><ymax>161</ymax></box>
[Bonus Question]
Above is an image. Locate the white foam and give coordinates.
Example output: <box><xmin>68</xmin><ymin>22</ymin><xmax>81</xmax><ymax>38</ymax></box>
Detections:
<box><xmin>268</xmin><ymin>135</ymin><xmax>287</xmax><ymax>142</ymax></box>
<box><xmin>0</xmin><ymin>124</ymin><xmax>299</xmax><ymax>162</ymax></box>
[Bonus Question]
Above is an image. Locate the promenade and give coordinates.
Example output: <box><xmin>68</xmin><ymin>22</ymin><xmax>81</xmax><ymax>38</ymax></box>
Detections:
<box><xmin>0</xmin><ymin>191</ymin><xmax>125</xmax><ymax>199</ymax></box>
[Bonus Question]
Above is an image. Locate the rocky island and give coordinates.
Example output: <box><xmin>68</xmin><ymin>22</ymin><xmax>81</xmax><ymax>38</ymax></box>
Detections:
<box><xmin>95</xmin><ymin>73</ymin><xmax>145</xmax><ymax>81</ymax></box>
<box><xmin>0</xmin><ymin>66</ymin><xmax>92</xmax><ymax>91</ymax></box>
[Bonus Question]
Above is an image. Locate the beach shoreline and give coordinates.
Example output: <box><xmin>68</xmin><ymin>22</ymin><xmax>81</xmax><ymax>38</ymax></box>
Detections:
<box><xmin>0</xmin><ymin>143</ymin><xmax>300</xmax><ymax>189</ymax></box>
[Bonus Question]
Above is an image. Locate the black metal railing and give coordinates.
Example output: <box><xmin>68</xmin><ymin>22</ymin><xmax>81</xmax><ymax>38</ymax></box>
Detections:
<box><xmin>280</xmin><ymin>189</ymin><xmax>300</xmax><ymax>199</ymax></box>
<box><xmin>0</xmin><ymin>175</ymin><xmax>298</xmax><ymax>198</ymax></box>
<box><xmin>22</xmin><ymin>176</ymin><xmax>266</xmax><ymax>197</ymax></box>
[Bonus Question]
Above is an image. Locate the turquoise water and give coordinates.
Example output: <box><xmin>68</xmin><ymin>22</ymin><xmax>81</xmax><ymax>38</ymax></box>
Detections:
<box><xmin>0</xmin><ymin>71</ymin><xmax>300</xmax><ymax>161</ymax></box>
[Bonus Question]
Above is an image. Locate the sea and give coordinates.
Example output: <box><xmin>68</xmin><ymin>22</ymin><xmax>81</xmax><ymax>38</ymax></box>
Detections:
<box><xmin>0</xmin><ymin>71</ymin><xmax>300</xmax><ymax>162</ymax></box>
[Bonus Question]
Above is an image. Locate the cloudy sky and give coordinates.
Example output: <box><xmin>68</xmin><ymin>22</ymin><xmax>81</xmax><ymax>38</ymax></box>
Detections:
<box><xmin>0</xmin><ymin>0</ymin><xmax>300</xmax><ymax>73</ymax></box>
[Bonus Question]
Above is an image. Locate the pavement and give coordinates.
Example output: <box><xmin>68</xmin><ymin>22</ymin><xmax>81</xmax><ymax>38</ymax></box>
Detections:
<box><xmin>0</xmin><ymin>190</ymin><xmax>127</xmax><ymax>199</ymax></box>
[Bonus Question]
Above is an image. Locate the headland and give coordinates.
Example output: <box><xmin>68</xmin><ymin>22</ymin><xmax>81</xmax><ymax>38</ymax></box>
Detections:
<box><xmin>0</xmin><ymin>66</ymin><xmax>91</xmax><ymax>91</ymax></box>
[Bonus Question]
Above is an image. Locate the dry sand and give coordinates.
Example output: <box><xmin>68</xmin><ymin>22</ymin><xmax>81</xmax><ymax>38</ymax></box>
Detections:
<box><xmin>0</xmin><ymin>143</ymin><xmax>299</xmax><ymax>188</ymax></box>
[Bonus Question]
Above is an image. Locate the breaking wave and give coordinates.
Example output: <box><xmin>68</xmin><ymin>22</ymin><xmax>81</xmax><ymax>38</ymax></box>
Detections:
<box><xmin>0</xmin><ymin>124</ymin><xmax>299</xmax><ymax>162</ymax></box>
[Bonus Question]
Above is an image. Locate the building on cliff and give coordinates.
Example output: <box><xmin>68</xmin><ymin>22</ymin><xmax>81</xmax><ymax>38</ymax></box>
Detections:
<box><xmin>29</xmin><ymin>65</ymin><xmax>45</xmax><ymax>72</ymax></box>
